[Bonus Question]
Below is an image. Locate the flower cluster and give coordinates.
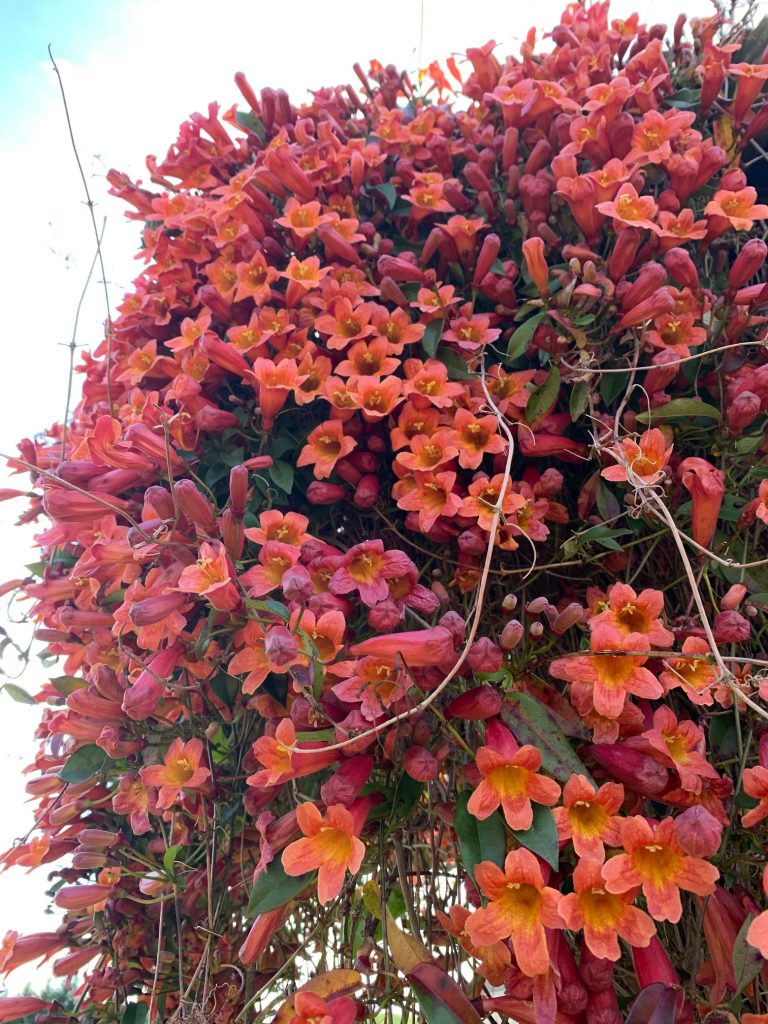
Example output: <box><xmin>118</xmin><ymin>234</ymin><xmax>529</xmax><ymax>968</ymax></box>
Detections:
<box><xmin>2</xmin><ymin>4</ymin><xmax>768</xmax><ymax>1024</ymax></box>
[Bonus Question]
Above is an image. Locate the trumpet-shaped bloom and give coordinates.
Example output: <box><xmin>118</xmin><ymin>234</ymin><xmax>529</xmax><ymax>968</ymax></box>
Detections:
<box><xmin>704</xmin><ymin>187</ymin><xmax>768</xmax><ymax>230</ymax></box>
<box><xmin>659</xmin><ymin>637</ymin><xmax>718</xmax><ymax>705</ymax></box>
<box><xmin>329</xmin><ymin>540</ymin><xmax>413</xmax><ymax>606</ymax></box>
<box><xmin>589</xmin><ymin>581</ymin><xmax>674</xmax><ymax>646</ymax></box>
<box><xmin>602</xmin><ymin>816</ymin><xmax>718</xmax><ymax>922</ymax></box>
<box><xmin>297</xmin><ymin>421</ymin><xmax>357</xmax><ymax>480</ymax></box>
<box><xmin>549</xmin><ymin>624</ymin><xmax>662</xmax><ymax>719</ymax></box>
<box><xmin>601</xmin><ymin>428</ymin><xmax>672</xmax><ymax>486</ymax></box>
<box><xmin>464</xmin><ymin>848</ymin><xmax>563</xmax><ymax>976</ymax></box>
<box><xmin>629</xmin><ymin>706</ymin><xmax>719</xmax><ymax>794</ymax></box>
<box><xmin>552</xmin><ymin>774</ymin><xmax>623</xmax><ymax>860</ymax></box>
<box><xmin>177</xmin><ymin>541</ymin><xmax>241</xmax><ymax>611</ymax></box>
<box><xmin>140</xmin><ymin>738</ymin><xmax>210</xmax><ymax>810</ymax></box>
<box><xmin>741</xmin><ymin>766</ymin><xmax>768</xmax><ymax>828</ymax></box>
<box><xmin>558</xmin><ymin>857</ymin><xmax>656</xmax><ymax>960</ymax></box>
<box><xmin>468</xmin><ymin>725</ymin><xmax>560</xmax><ymax>831</ymax></box>
<box><xmin>282</xmin><ymin>803</ymin><xmax>365</xmax><ymax>905</ymax></box>
<box><xmin>679</xmin><ymin>457</ymin><xmax>725</xmax><ymax>548</ymax></box>
<box><xmin>435</xmin><ymin>905</ymin><xmax>511</xmax><ymax>985</ymax></box>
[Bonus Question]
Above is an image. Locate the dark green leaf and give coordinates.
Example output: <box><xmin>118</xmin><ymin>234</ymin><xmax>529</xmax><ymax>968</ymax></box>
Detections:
<box><xmin>667</xmin><ymin>87</ymin><xmax>701</xmax><ymax>109</ymax></box>
<box><xmin>526</xmin><ymin>366</ymin><xmax>561</xmax><ymax>425</ymax></box>
<box><xmin>506</xmin><ymin>312</ymin><xmax>546</xmax><ymax>363</ymax></box>
<box><xmin>510</xmin><ymin>804</ymin><xmax>559</xmax><ymax>869</ymax></box>
<box><xmin>234</xmin><ymin>110</ymin><xmax>266</xmax><ymax>140</ymax></box>
<box><xmin>596</xmin><ymin>481</ymin><xmax>621</xmax><ymax>522</ymax></box>
<box><xmin>422</xmin><ymin>319</ymin><xmax>445</xmax><ymax>359</ymax></box>
<box><xmin>453</xmin><ymin>791</ymin><xmax>506</xmax><ymax>885</ymax></box>
<box><xmin>438</xmin><ymin>350</ymin><xmax>476</xmax><ymax>381</ymax></box>
<box><xmin>50</xmin><ymin>675</ymin><xmax>87</xmax><ymax>697</ymax></box>
<box><xmin>3</xmin><ymin>683</ymin><xmax>36</xmax><ymax>705</ymax></box>
<box><xmin>246</xmin><ymin>856</ymin><xmax>312</xmax><ymax>916</ymax></box>
<box><xmin>121</xmin><ymin>1005</ymin><xmax>148</xmax><ymax>1024</ymax></box>
<box><xmin>733</xmin><ymin>915</ymin><xmax>763</xmax><ymax>993</ymax></box>
<box><xmin>209</xmin><ymin>673</ymin><xmax>240</xmax><ymax>709</ymax></box>
<box><xmin>59</xmin><ymin>744</ymin><xmax>110</xmax><ymax>784</ymax></box>
<box><xmin>599</xmin><ymin>369</ymin><xmax>630</xmax><ymax>406</ymax></box>
<box><xmin>636</xmin><ymin>398</ymin><xmax>721</xmax><ymax>424</ymax></box>
<box><xmin>569</xmin><ymin>381</ymin><xmax>589</xmax><ymax>422</ymax></box>
<box><xmin>735</xmin><ymin>433</ymin><xmax>765</xmax><ymax>454</ymax></box>
<box><xmin>269</xmin><ymin>460</ymin><xmax>294</xmax><ymax>494</ymax></box>
<box><xmin>501</xmin><ymin>694</ymin><xmax>593</xmax><ymax>785</ymax></box>
<box><xmin>372</xmin><ymin>182</ymin><xmax>397</xmax><ymax>209</ymax></box>
<box><xmin>245</xmin><ymin>598</ymin><xmax>290</xmax><ymax>620</ymax></box>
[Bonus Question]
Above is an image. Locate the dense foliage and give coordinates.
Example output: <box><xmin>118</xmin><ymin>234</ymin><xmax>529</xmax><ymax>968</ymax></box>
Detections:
<box><xmin>3</xmin><ymin>3</ymin><xmax>768</xmax><ymax>1022</ymax></box>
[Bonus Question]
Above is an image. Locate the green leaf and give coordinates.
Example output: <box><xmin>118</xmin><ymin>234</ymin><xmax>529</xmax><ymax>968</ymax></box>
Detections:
<box><xmin>501</xmin><ymin>694</ymin><xmax>593</xmax><ymax>785</ymax></box>
<box><xmin>3</xmin><ymin>683</ymin><xmax>36</xmax><ymax>705</ymax></box>
<box><xmin>245</xmin><ymin>598</ymin><xmax>290</xmax><ymax>620</ymax></box>
<box><xmin>421</xmin><ymin>318</ymin><xmax>445</xmax><ymax>359</ymax></box>
<box><xmin>636</xmin><ymin>398</ymin><xmax>721</xmax><ymax>424</ymax></box>
<box><xmin>269</xmin><ymin>460</ymin><xmax>294</xmax><ymax>495</ymax></box>
<box><xmin>437</xmin><ymin>350</ymin><xmax>476</xmax><ymax>381</ymax></box>
<box><xmin>735</xmin><ymin>433</ymin><xmax>765</xmax><ymax>454</ymax></box>
<box><xmin>599</xmin><ymin>369</ymin><xmax>630</xmax><ymax>406</ymax></box>
<box><xmin>510</xmin><ymin>804</ymin><xmax>559</xmax><ymax>869</ymax></box>
<box><xmin>163</xmin><ymin>844</ymin><xmax>183</xmax><ymax>878</ymax></box>
<box><xmin>59</xmin><ymin>744</ymin><xmax>110</xmax><ymax>784</ymax></box>
<box><xmin>453</xmin><ymin>791</ymin><xmax>506</xmax><ymax>885</ymax></box>
<box><xmin>526</xmin><ymin>366</ymin><xmax>561</xmax><ymax>426</ymax></box>
<box><xmin>569</xmin><ymin>381</ymin><xmax>589</xmax><ymax>422</ymax></box>
<box><xmin>234</xmin><ymin>110</ymin><xmax>266</xmax><ymax>140</ymax></box>
<box><xmin>668</xmin><ymin>87</ymin><xmax>701</xmax><ymax>109</ymax></box>
<box><xmin>246</xmin><ymin>856</ymin><xmax>312</xmax><ymax>916</ymax></box>
<box><xmin>371</xmin><ymin>182</ymin><xmax>397</xmax><ymax>209</ymax></box>
<box><xmin>50</xmin><ymin>675</ymin><xmax>88</xmax><ymax>697</ymax></box>
<box><xmin>733</xmin><ymin>914</ymin><xmax>763</xmax><ymax>993</ymax></box>
<box><xmin>122</xmin><ymin>1003</ymin><xmax>148</xmax><ymax>1024</ymax></box>
<box><xmin>505</xmin><ymin>311</ymin><xmax>547</xmax><ymax>363</ymax></box>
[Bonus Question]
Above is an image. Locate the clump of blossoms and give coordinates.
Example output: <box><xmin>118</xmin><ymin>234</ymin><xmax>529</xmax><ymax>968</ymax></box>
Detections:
<box><xmin>3</xmin><ymin>4</ymin><xmax>768</xmax><ymax>1023</ymax></box>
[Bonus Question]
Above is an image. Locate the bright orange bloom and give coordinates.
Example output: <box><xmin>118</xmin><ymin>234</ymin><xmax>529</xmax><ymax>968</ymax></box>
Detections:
<box><xmin>282</xmin><ymin>802</ymin><xmax>365</xmax><ymax>905</ymax></box>
<box><xmin>679</xmin><ymin>457</ymin><xmax>725</xmax><ymax>548</ymax></box>
<box><xmin>234</xmin><ymin>252</ymin><xmax>279</xmax><ymax>304</ymax></box>
<box><xmin>705</xmin><ymin>187</ymin><xmax>768</xmax><ymax>230</ymax></box>
<box><xmin>250</xmin><ymin>357</ymin><xmax>304</xmax><ymax>428</ymax></box>
<box><xmin>601</xmin><ymin>428</ymin><xmax>673</xmax><ymax>485</ymax></box>
<box><xmin>247</xmin><ymin>718</ymin><xmax>337</xmax><ymax>788</ymax></box>
<box><xmin>629</xmin><ymin>706</ymin><xmax>719</xmax><ymax>794</ymax></box>
<box><xmin>117</xmin><ymin>340</ymin><xmax>161</xmax><ymax>386</ymax></box>
<box><xmin>589</xmin><ymin>581</ymin><xmax>674</xmax><ymax>647</ymax></box>
<box><xmin>227</xmin><ymin>620</ymin><xmax>274</xmax><ymax>693</ymax></box>
<box><xmin>112</xmin><ymin>774</ymin><xmax>154</xmax><ymax>835</ymax></box>
<box><xmin>315</xmin><ymin>298</ymin><xmax>376</xmax><ymax>350</ymax></box>
<box><xmin>659</xmin><ymin>636</ymin><xmax>718</xmax><ymax>705</ymax></box>
<box><xmin>449</xmin><ymin>408</ymin><xmax>506</xmax><ymax>469</ymax></box>
<box><xmin>289</xmin><ymin>991</ymin><xmax>357</xmax><ymax>1024</ymax></box>
<box><xmin>297</xmin><ymin>420</ymin><xmax>357</xmax><ymax>479</ymax></box>
<box><xmin>244</xmin><ymin>510</ymin><xmax>311</xmax><ymax>547</ymax></box>
<box><xmin>464</xmin><ymin>849</ymin><xmax>563</xmax><ymax>976</ymax></box>
<box><xmin>756</xmin><ymin>478</ymin><xmax>768</xmax><ymax>525</ymax></box>
<box><xmin>402</xmin><ymin>358</ymin><xmax>465</xmax><ymax>408</ymax></box>
<box><xmin>140</xmin><ymin>738</ymin><xmax>211</xmax><ymax>810</ymax></box>
<box><xmin>281</xmin><ymin>255</ymin><xmax>331</xmax><ymax>288</ymax></box>
<box><xmin>177</xmin><ymin>541</ymin><xmax>241</xmax><ymax>612</ymax></box>
<box><xmin>348</xmin><ymin>374</ymin><xmax>404</xmax><ymax>420</ymax></box>
<box><xmin>552</xmin><ymin>774</ymin><xmax>623</xmax><ymax>860</ymax></box>
<box><xmin>370</xmin><ymin>306</ymin><xmax>425</xmax><ymax>352</ymax></box>
<box><xmin>595</xmin><ymin>182</ymin><xmax>661</xmax><ymax>233</ymax></box>
<box><xmin>329</xmin><ymin>539</ymin><xmax>413</xmax><ymax>606</ymax></box>
<box><xmin>740</xmin><ymin>766</ymin><xmax>768</xmax><ymax>828</ymax></box>
<box><xmin>240</xmin><ymin>541</ymin><xmax>301</xmax><ymax>597</ymax></box>
<box><xmin>435</xmin><ymin>905</ymin><xmax>511</xmax><ymax>985</ymax></box>
<box><xmin>395</xmin><ymin>430</ymin><xmax>460</xmax><ymax>472</ymax></box>
<box><xmin>558</xmin><ymin>857</ymin><xmax>656</xmax><ymax>960</ymax></box>
<box><xmin>481</xmin><ymin>365</ymin><xmax>537</xmax><ymax>417</ymax></box>
<box><xmin>275</xmin><ymin>198</ymin><xmax>332</xmax><ymax>238</ymax></box>
<box><xmin>468</xmin><ymin>723</ymin><xmax>560</xmax><ymax>830</ymax></box>
<box><xmin>395</xmin><ymin>469</ymin><xmax>462</xmax><ymax>533</ymax></box>
<box><xmin>602</xmin><ymin>816</ymin><xmax>718</xmax><ymax>922</ymax></box>
<box><xmin>549</xmin><ymin>624</ymin><xmax>663</xmax><ymax>719</ymax></box>
<box><xmin>332</xmin><ymin>656</ymin><xmax>411</xmax><ymax>720</ymax></box>
<box><xmin>460</xmin><ymin>474</ymin><xmax>527</xmax><ymax>532</ymax></box>
<box><xmin>336</xmin><ymin>339</ymin><xmax>400</xmax><ymax>378</ymax></box>
<box><xmin>290</xmin><ymin>608</ymin><xmax>346</xmax><ymax>663</ymax></box>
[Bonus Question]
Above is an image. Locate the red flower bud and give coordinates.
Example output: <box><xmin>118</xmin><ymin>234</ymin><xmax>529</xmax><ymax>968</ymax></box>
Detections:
<box><xmin>282</xmin><ymin>565</ymin><xmax>314</xmax><ymax>603</ymax></box>
<box><xmin>632</xmin><ymin>935</ymin><xmax>680</xmax><ymax>988</ymax></box>
<box><xmin>467</xmin><ymin>637</ymin><xmax>503</xmax><ymax>673</ymax></box>
<box><xmin>229</xmin><ymin>465</ymin><xmax>249</xmax><ymax>518</ymax></box>
<box><xmin>129</xmin><ymin>592</ymin><xmax>188</xmax><ymax>627</ymax></box>
<box><xmin>727</xmin><ymin>390</ymin><xmax>762</xmax><ymax>433</ymax></box>
<box><xmin>307</xmin><ymin>482</ymin><xmax>347</xmax><ymax>505</ymax></box>
<box><xmin>445</xmin><ymin>685</ymin><xmax>502</xmax><ymax>721</ymax></box>
<box><xmin>585</xmin><ymin>988</ymin><xmax>622</xmax><ymax>1024</ymax></box>
<box><xmin>579</xmin><ymin>939</ymin><xmax>615</xmax><ymax>992</ymax></box>
<box><xmin>675</xmin><ymin>806</ymin><xmax>723</xmax><ymax>857</ymax></box>
<box><xmin>721</xmin><ymin>583</ymin><xmax>748</xmax><ymax>611</ymax></box>
<box><xmin>263</xmin><ymin>625</ymin><xmax>299</xmax><ymax>667</ymax></box>
<box><xmin>664</xmin><ymin>247</ymin><xmax>700</xmax><ymax>291</ymax></box>
<box><xmin>174</xmin><ymin>479</ymin><xmax>216</xmax><ymax>532</ymax></box>
<box><xmin>55</xmin><ymin>884</ymin><xmax>113</xmax><ymax>911</ymax></box>
<box><xmin>499</xmin><ymin>619</ymin><xmax>524</xmax><ymax>651</ymax></box>
<box><xmin>404</xmin><ymin>746</ymin><xmax>439</xmax><ymax>782</ymax></box>
<box><xmin>376</xmin><ymin>254</ymin><xmax>426</xmax><ymax>283</ymax></box>
<box><xmin>586</xmin><ymin>744</ymin><xmax>670</xmax><ymax>795</ymax></box>
<box><xmin>522</xmin><ymin>236</ymin><xmax>549</xmax><ymax>297</ymax></box>
<box><xmin>353</xmin><ymin>474</ymin><xmax>379</xmax><ymax>509</ymax></box>
<box><xmin>729</xmin><ymin>238</ymin><xmax>768</xmax><ymax>291</ymax></box>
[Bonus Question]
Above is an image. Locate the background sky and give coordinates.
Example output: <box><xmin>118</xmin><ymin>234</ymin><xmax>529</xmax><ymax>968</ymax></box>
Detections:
<box><xmin>0</xmin><ymin>0</ymin><xmax>743</xmax><ymax>995</ymax></box>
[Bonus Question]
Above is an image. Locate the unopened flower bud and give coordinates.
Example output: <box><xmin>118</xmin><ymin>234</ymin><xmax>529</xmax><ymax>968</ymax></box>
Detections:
<box><xmin>586</xmin><ymin>743</ymin><xmax>669</xmax><ymax>795</ymax></box>
<box><xmin>404</xmin><ymin>746</ymin><xmax>439</xmax><ymax>782</ymax></box>
<box><xmin>501</xmin><ymin>593</ymin><xmax>518</xmax><ymax>612</ymax></box>
<box><xmin>445</xmin><ymin>685</ymin><xmax>502</xmax><ymax>721</ymax></box>
<box><xmin>354</xmin><ymin>474</ymin><xmax>379</xmax><ymax>509</ymax></box>
<box><xmin>499</xmin><ymin>619</ymin><xmax>524</xmax><ymax>650</ymax></box>
<box><xmin>263</xmin><ymin>625</ymin><xmax>299</xmax><ymax>667</ymax></box>
<box><xmin>467</xmin><ymin>637</ymin><xmax>504</xmax><ymax>673</ymax></box>
<box><xmin>675</xmin><ymin>806</ymin><xmax>723</xmax><ymax>857</ymax></box>
<box><xmin>281</xmin><ymin>565</ymin><xmax>314</xmax><ymax>603</ymax></box>
<box><xmin>307</xmin><ymin>481</ymin><xmax>346</xmax><ymax>505</ymax></box>
<box><xmin>720</xmin><ymin>583</ymin><xmax>747</xmax><ymax>611</ymax></box>
<box><xmin>729</xmin><ymin>238</ymin><xmax>768</xmax><ymax>292</ymax></box>
<box><xmin>552</xmin><ymin>602</ymin><xmax>585</xmax><ymax>634</ymax></box>
<box><xmin>526</xmin><ymin>596</ymin><xmax>552</xmax><ymax>615</ymax></box>
<box><xmin>529</xmin><ymin>621</ymin><xmax>545</xmax><ymax>638</ymax></box>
